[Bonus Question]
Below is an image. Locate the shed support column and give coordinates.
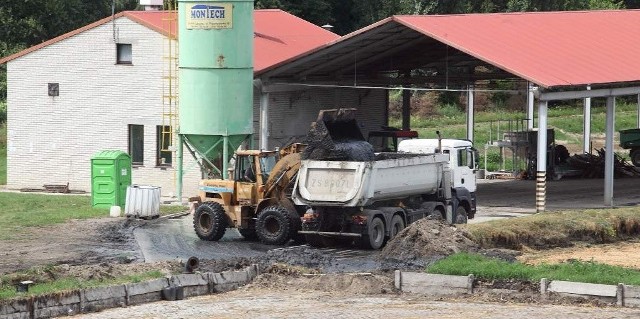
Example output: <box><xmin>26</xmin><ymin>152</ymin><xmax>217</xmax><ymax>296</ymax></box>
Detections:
<box><xmin>536</xmin><ymin>100</ymin><xmax>548</xmax><ymax>213</ymax></box>
<box><xmin>466</xmin><ymin>84</ymin><xmax>474</xmax><ymax>142</ymax></box>
<box><xmin>259</xmin><ymin>91</ymin><xmax>270</xmax><ymax>150</ymax></box>
<box><xmin>605</xmin><ymin>96</ymin><xmax>615</xmax><ymax>207</ymax></box>
<box><xmin>637</xmin><ymin>94</ymin><xmax>640</xmax><ymax>128</ymax></box>
<box><xmin>402</xmin><ymin>89</ymin><xmax>411</xmax><ymax>130</ymax></box>
<box><xmin>176</xmin><ymin>134</ymin><xmax>184</xmax><ymax>202</ymax></box>
<box><xmin>527</xmin><ymin>82</ymin><xmax>535</xmax><ymax>130</ymax></box>
<box><xmin>583</xmin><ymin>85</ymin><xmax>592</xmax><ymax>154</ymax></box>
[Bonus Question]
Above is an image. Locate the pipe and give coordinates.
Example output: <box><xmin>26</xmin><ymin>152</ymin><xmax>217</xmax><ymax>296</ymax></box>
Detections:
<box><xmin>176</xmin><ymin>134</ymin><xmax>184</xmax><ymax>202</ymax></box>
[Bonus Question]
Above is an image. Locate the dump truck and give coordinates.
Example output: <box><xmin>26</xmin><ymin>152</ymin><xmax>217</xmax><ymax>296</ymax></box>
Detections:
<box><xmin>620</xmin><ymin>128</ymin><xmax>640</xmax><ymax>167</ymax></box>
<box><xmin>193</xmin><ymin>108</ymin><xmax>366</xmax><ymax>246</ymax></box>
<box><xmin>292</xmin><ymin>137</ymin><xmax>477</xmax><ymax>249</ymax></box>
<box><xmin>193</xmin><ymin>143</ymin><xmax>306</xmax><ymax>245</ymax></box>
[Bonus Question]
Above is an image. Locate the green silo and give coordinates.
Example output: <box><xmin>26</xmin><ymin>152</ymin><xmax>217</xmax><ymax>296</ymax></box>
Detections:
<box><xmin>177</xmin><ymin>0</ymin><xmax>254</xmax><ymax>180</ymax></box>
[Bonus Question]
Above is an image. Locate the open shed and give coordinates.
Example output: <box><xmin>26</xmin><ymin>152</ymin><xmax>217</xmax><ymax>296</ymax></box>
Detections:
<box><xmin>257</xmin><ymin>9</ymin><xmax>640</xmax><ymax>211</ymax></box>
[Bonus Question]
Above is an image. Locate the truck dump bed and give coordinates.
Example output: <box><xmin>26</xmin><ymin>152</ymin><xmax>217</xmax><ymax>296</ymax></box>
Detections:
<box><xmin>293</xmin><ymin>153</ymin><xmax>448</xmax><ymax>207</ymax></box>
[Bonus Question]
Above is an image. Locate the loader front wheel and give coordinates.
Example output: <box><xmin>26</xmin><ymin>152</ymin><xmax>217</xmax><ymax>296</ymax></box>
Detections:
<box><xmin>193</xmin><ymin>202</ymin><xmax>228</xmax><ymax>241</ymax></box>
<box><xmin>256</xmin><ymin>206</ymin><xmax>293</xmax><ymax>245</ymax></box>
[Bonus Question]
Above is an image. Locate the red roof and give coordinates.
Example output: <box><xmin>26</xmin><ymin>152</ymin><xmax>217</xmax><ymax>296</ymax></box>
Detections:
<box><xmin>393</xmin><ymin>10</ymin><xmax>640</xmax><ymax>88</ymax></box>
<box><xmin>0</xmin><ymin>10</ymin><xmax>338</xmax><ymax>73</ymax></box>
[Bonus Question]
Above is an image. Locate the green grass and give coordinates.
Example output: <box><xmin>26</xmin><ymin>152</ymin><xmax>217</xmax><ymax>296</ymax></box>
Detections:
<box><xmin>428</xmin><ymin>253</ymin><xmax>640</xmax><ymax>285</ymax></box>
<box><xmin>0</xmin><ymin>193</ymin><xmax>185</xmax><ymax>240</ymax></box>
<box><xmin>464</xmin><ymin>206</ymin><xmax>640</xmax><ymax>250</ymax></box>
<box><xmin>0</xmin><ymin>270</ymin><xmax>164</xmax><ymax>300</ymax></box>
<box><xmin>389</xmin><ymin>102</ymin><xmax>639</xmax><ymax>169</ymax></box>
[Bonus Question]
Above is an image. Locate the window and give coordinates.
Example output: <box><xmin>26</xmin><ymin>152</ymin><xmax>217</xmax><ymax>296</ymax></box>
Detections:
<box><xmin>458</xmin><ymin>148</ymin><xmax>474</xmax><ymax>169</ymax></box>
<box><xmin>128</xmin><ymin>124</ymin><xmax>144</xmax><ymax>165</ymax></box>
<box><xmin>116</xmin><ymin>43</ymin><xmax>132</xmax><ymax>64</ymax></box>
<box><xmin>156</xmin><ymin>125</ymin><xmax>173</xmax><ymax>166</ymax></box>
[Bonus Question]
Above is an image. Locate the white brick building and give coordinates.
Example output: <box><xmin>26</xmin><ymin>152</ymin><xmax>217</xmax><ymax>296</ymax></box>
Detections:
<box><xmin>1</xmin><ymin>10</ymin><xmax>387</xmax><ymax>197</ymax></box>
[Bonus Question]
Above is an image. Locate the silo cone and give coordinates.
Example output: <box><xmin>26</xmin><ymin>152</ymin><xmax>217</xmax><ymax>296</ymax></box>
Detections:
<box><xmin>178</xmin><ymin>0</ymin><xmax>254</xmax><ymax>178</ymax></box>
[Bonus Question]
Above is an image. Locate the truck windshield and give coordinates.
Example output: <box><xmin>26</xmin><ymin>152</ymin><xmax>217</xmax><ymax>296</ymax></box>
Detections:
<box><xmin>260</xmin><ymin>156</ymin><xmax>277</xmax><ymax>179</ymax></box>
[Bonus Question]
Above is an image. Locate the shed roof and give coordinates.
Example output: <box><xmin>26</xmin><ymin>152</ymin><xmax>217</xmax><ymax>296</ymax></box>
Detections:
<box><xmin>0</xmin><ymin>10</ymin><xmax>338</xmax><ymax>73</ymax></box>
<box><xmin>260</xmin><ymin>10</ymin><xmax>640</xmax><ymax>89</ymax></box>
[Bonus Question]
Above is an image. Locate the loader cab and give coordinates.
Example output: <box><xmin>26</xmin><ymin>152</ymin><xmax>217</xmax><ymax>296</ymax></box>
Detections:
<box><xmin>232</xmin><ymin>150</ymin><xmax>278</xmax><ymax>204</ymax></box>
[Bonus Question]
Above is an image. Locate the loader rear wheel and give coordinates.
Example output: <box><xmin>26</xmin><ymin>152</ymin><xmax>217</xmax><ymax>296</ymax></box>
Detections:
<box><xmin>256</xmin><ymin>206</ymin><xmax>293</xmax><ymax>245</ymax></box>
<box><xmin>631</xmin><ymin>149</ymin><xmax>640</xmax><ymax>167</ymax></box>
<box><xmin>193</xmin><ymin>202</ymin><xmax>227</xmax><ymax>241</ymax></box>
<box><xmin>238</xmin><ymin>229</ymin><xmax>259</xmax><ymax>241</ymax></box>
<box><xmin>357</xmin><ymin>217</ymin><xmax>385</xmax><ymax>249</ymax></box>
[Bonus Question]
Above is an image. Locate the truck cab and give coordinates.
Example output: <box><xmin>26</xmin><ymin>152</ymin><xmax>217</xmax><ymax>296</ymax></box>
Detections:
<box><xmin>398</xmin><ymin>138</ymin><xmax>478</xmax><ymax>220</ymax></box>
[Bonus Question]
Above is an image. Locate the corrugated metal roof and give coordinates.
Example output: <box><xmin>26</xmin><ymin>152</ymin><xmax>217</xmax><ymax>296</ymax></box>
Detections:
<box><xmin>260</xmin><ymin>10</ymin><xmax>640</xmax><ymax>89</ymax></box>
<box><xmin>395</xmin><ymin>10</ymin><xmax>640</xmax><ymax>88</ymax></box>
<box><xmin>0</xmin><ymin>10</ymin><xmax>338</xmax><ymax>73</ymax></box>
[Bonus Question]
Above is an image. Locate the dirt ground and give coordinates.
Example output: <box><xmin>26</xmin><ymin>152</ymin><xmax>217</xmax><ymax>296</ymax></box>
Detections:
<box><xmin>519</xmin><ymin>240</ymin><xmax>640</xmax><ymax>268</ymax></box>
<box><xmin>2</xmin><ymin>176</ymin><xmax>640</xmax><ymax>316</ymax></box>
<box><xmin>0</xmin><ymin>218</ymin><xmax>143</xmax><ymax>275</ymax></box>
<box><xmin>72</xmin><ymin>272</ymin><xmax>640</xmax><ymax>319</ymax></box>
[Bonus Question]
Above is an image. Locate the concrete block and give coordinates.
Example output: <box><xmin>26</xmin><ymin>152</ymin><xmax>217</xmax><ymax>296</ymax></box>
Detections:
<box><xmin>394</xmin><ymin>270</ymin><xmax>401</xmax><ymax>290</ymax></box>
<box><xmin>210</xmin><ymin>270</ymin><xmax>250</xmax><ymax>286</ymax></box>
<box><xmin>398</xmin><ymin>272</ymin><xmax>473</xmax><ymax>295</ymax></box>
<box><xmin>127</xmin><ymin>278</ymin><xmax>169</xmax><ymax>296</ymax></box>
<box><xmin>33</xmin><ymin>292</ymin><xmax>82</xmax><ymax>318</ymax></box>
<box><xmin>126</xmin><ymin>278</ymin><xmax>169</xmax><ymax>305</ymax></box>
<box><xmin>170</xmin><ymin>274</ymin><xmax>208</xmax><ymax>287</ymax></box>
<box><xmin>182</xmin><ymin>285</ymin><xmax>210</xmax><ymax>298</ymax></box>
<box><xmin>0</xmin><ymin>299</ymin><xmax>30</xmax><ymax>317</ymax></box>
<box><xmin>548</xmin><ymin>281</ymin><xmax>617</xmax><ymax>297</ymax></box>
<box><xmin>83</xmin><ymin>285</ymin><xmax>127</xmax><ymax>312</ymax></box>
<box><xmin>624</xmin><ymin>285</ymin><xmax>640</xmax><ymax>307</ymax></box>
<box><xmin>0</xmin><ymin>313</ymin><xmax>30</xmax><ymax>319</ymax></box>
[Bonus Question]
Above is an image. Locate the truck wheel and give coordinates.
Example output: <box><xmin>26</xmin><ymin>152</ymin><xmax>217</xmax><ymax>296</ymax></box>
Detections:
<box><xmin>238</xmin><ymin>229</ymin><xmax>259</xmax><ymax>241</ymax></box>
<box><xmin>357</xmin><ymin>217</ymin><xmax>385</xmax><ymax>249</ymax></box>
<box><xmin>193</xmin><ymin>202</ymin><xmax>228</xmax><ymax>241</ymax></box>
<box><xmin>631</xmin><ymin>150</ymin><xmax>640</xmax><ymax>167</ymax></box>
<box><xmin>455</xmin><ymin>205</ymin><xmax>468</xmax><ymax>224</ymax></box>
<box><xmin>256</xmin><ymin>206</ymin><xmax>292</xmax><ymax>245</ymax></box>
<box><xmin>390</xmin><ymin>215</ymin><xmax>405</xmax><ymax>239</ymax></box>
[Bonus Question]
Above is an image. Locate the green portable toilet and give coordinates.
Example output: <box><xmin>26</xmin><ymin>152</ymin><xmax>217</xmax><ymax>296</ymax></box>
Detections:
<box><xmin>91</xmin><ymin>150</ymin><xmax>132</xmax><ymax>208</ymax></box>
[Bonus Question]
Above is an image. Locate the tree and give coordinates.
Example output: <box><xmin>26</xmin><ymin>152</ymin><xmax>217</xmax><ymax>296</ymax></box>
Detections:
<box><xmin>0</xmin><ymin>0</ymin><xmax>138</xmax><ymax>101</ymax></box>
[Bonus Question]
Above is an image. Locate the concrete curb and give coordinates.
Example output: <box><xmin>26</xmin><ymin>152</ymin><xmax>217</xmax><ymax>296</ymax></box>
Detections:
<box><xmin>395</xmin><ymin>271</ymin><xmax>640</xmax><ymax>308</ymax></box>
<box><xmin>0</xmin><ymin>265</ymin><xmax>259</xmax><ymax>319</ymax></box>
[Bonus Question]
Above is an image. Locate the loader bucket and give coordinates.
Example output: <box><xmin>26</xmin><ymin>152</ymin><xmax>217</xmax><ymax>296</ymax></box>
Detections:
<box><xmin>303</xmin><ymin>108</ymin><xmax>374</xmax><ymax>161</ymax></box>
<box><xmin>316</xmin><ymin>108</ymin><xmax>364</xmax><ymax>141</ymax></box>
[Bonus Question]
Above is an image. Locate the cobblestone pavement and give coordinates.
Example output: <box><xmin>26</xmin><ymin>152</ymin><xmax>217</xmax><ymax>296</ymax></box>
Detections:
<box><xmin>72</xmin><ymin>290</ymin><xmax>640</xmax><ymax>319</ymax></box>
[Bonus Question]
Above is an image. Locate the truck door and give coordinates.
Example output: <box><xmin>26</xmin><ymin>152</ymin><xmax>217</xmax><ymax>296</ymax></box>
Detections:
<box><xmin>453</xmin><ymin>147</ymin><xmax>477</xmax><ymax>192</ymax></box>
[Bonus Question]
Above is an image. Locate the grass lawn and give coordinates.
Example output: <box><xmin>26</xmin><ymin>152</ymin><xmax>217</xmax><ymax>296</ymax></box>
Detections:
<box><xmin>0</xmin><ymin>192</ymin><xmax>185</xmax><ymax>240</ymax></box>
<box><xmin>428</xmin><ymin>252</ymin><xmax>640</xmax><ymax>286</ymax></box>
<box><xmin>464</xmin><ymin>206</ymin><xmax>640</xmax><ymax>250</ymax></box>
<box><xmin>0</xmin><ymin>269</ymin><xmax>165</xmax><ymax>300</ymax></box>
